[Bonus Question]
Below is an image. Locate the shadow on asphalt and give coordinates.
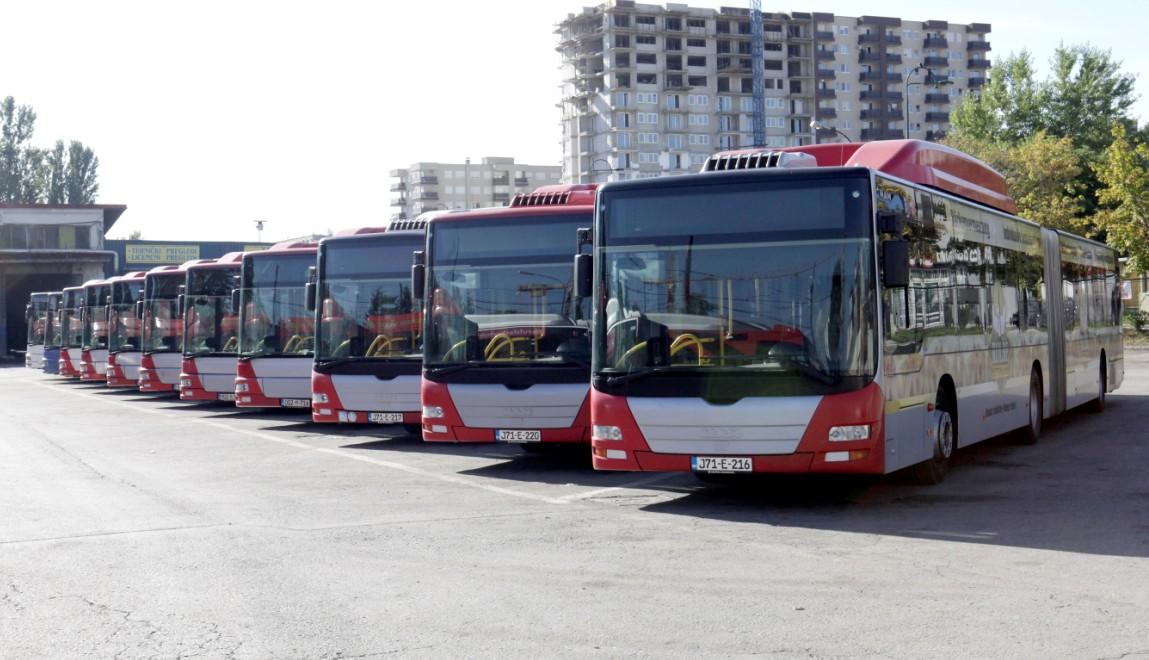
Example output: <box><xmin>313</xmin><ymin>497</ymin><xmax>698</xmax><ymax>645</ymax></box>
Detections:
<box><xmin>638</xmin><ymin>395</ymin><xmax>1149</xmax><ymax>558</ymax></box>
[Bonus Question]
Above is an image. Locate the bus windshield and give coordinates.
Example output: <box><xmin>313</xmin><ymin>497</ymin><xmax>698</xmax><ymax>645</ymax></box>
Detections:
<box><xmin>239</xmin><ymin>253</ymin><xmax>314</xmax><ymax>358</ymax></box>
<box><xmin>108</xmin><ymin>282</ymin><xmax>143</xmax><ymax>352</ymax></box>
<box><xmin>316</xmin><ymin>235</ymin><xmax>423</xmax><ymax>363</ymax></box>
<box><xmin>28</xmin><ymin>297</ymin><xmax>48</xmax><ymax>345</ymax></box>
<box><xmin>596</xmin><ymin>174</ymin><xmax>877</xmax><ymax>395</ymax></box>
<box><xmin>83</xmin><ymin>285</ymin><xmax>111</xmax><ymax>350</ymax></box>
<box><xmin>47</xmin><ymin>296</ymin><xmax>62</xmax><ymax>348</ymax></box>
<box><xmin>184</xmin><ymin>268</ymin><xmax>240</xmax><ymax>356</ymax></box>
<box><xmin>142</xmin><ymin>275</ymin><xmax>183</xmax><ymax>352</ymax></box>
<box><xmin>62</xmin><ymin>291</ymin><xmax>83</xmax><ymax>349</ymax></box>
<box><xmin>426</xmin><ymin>213</ymin><xmax>593</xmax><ymax>368</ymax></box>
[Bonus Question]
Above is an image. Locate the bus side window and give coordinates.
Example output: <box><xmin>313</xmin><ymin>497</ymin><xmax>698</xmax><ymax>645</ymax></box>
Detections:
<box><xmin>882</xmin><ymin>181</ymin><xmax>922</xmax><ymax>354</ymax></box>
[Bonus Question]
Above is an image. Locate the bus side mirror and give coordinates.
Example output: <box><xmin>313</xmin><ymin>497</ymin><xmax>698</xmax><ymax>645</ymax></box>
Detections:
<box><xmin>231</xmin><ymin>289</ymin><xmax>241</xmax><ymax>315</ymax></box>
<box><xmin>574</xmin><ymin>254</ymin><xmax>593</xmax><ymax>298</ymax></box>
<box><xmin>135</xmin><ymin>300</ymin><xmax>144</xmax><ymax>319</ymax></box>
<box><xmin>882</xmin><ymin>240</ymin><xmax>910</xmax><ymax>288</ymax></box>
<box><xmin>104</xmin><ymin>295</ymin><xmax>112</xmax><ymax>306</ymax></box>
<box><xmin>411</xmin><ymin>250</ymin><xmax>425</xmax><ymax>300</ymax></box>
<box><xmin>305</xmin><ymin>282</ymin><xmax>316</xmax><ymax>312</ymax></box>
<box><xmin>177</xmin><ymin>294</ymin><xmax>186</xmax><ymax>313</ymax></box>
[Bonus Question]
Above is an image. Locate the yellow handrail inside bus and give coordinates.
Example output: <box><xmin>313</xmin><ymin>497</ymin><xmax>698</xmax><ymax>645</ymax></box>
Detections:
<box><xmin>670</xmin><ymin>333</ymin><xmax>706</xmax><ymax>365</ymax></box>
<box><xmin>367</xmin><ymin>334</ymin><xmax>392</xmax><ymax>357</ymax></box>
<box><xmin>222</xmin><ymin>336</ymin><xmax>237</xmax><ymax>352</ymax></box>
<box><xmin>283</xmin><ymin>334</ymin><xmax>302</xmax><ymax>353</ymax></box>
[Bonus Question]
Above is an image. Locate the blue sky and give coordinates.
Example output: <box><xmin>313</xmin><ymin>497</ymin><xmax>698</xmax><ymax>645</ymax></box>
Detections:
<box><xmin>3</xmin><ymin>0</ymin><xmax>1143</xmax><ymax>241</ymax></box>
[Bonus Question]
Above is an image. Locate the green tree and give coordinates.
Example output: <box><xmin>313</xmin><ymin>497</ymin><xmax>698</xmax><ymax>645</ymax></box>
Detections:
<box><xmin>0</xmin><ymin>96</ymin><xmax>38</xmax><ymax>202</ymax></box>
<box><xmin>64</xmin><ymin>140</ymin><xmax>99</xmax><ymax>203</ymax></box>
<box><xmin>1095</xmin><ymin>123</ymin><xmax>1149</xmax><ymax>269</ymax></box>
<box><xmin>45</xmin><ymin>140</ymin><xmax>66</xmax><ymax>204</ymax></box>
<box><xmin>1045</xmin><ymin>44</ymin><xmax>1138</xmax><ymax>154</ymax></box>
<box><xmin>950</xmin><ymin>51</ymin><xmax>1046</xmax><ymax>144</ymax></box>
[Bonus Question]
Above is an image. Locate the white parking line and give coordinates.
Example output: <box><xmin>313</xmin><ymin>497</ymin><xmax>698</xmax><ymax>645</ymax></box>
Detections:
<box><xmin>29</xmin><ymin>380</ymin><xmax>569</xmax><ymax>505</ymax></box>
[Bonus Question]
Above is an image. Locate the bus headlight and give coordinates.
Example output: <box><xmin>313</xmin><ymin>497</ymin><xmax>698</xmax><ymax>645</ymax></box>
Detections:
<box><xmin>313</xmin><ymin>392</ymin><xmax>329</xmax><ymax>404</ymax></box>
<box><xmin>592</xmin><ymin>425</ymin><xmax>623</xmax><ymax>441</ymax></box>
<box><xmin>828</xmin><ymin>424</ymin><xmax>870</xmax><ymax>442</ymax></box>
<box><xmin>422</xmin><ymin>405</ymin><xmax>444</xmax><ymax>419</ymax></box>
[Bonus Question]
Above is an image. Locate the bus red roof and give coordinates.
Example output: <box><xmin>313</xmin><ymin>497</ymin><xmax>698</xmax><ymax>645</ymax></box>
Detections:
<box><xmin>434</xmin><ymin>184</ymin><xmax>596</xmax><ymax>225</ymax></box>
<box><xmin>710</xmin><ymin>140</ymin><xmax>1017</xmax><ymax>215</ymax></box>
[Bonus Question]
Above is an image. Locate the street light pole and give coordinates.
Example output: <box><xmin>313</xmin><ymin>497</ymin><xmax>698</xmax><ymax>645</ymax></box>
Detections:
<box><xmin>904</xmin><ymin>63</ymin><xmax>952</xmax><ymax>140</ymax></box>
<box><xmin>811</xmin><ymin>120</ymin><xmax>854</xmax><ymax>143</ymax></box>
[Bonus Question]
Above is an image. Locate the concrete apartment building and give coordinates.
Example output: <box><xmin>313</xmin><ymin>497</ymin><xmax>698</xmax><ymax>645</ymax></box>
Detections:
<box><xmin>557</xmin><ymin>1</ymin><xmax>990</xmax><ymax>183</ymax></box>
<box><xmin>389</xmin><ymin>157</ymin><xmax>563</xmax><ymax>221</ymax></box>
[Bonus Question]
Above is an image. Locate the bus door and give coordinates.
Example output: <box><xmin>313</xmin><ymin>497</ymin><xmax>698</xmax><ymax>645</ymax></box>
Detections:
<box><xmin>1041</xmin><ymin>228</ymin><xmax>1066</xmax><ymax>416</ymax></box>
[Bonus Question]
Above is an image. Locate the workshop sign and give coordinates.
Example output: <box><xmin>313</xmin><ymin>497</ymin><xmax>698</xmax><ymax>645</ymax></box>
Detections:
<box><xmin>125</xmin><ymin>244</ymin><xmax>201</xmax><ymax>265</ymax></box>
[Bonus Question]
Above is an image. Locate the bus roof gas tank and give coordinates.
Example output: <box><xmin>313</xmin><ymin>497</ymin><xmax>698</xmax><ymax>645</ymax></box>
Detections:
<box><xmin>701</xmin><ymin>151</ymin><xmax>818</xmax><ymax>172</ymax></box>
<box><xmin>706</xmin><ymin>139</ymin><xmax>1016</xmax><ymax>215</ymax></box>
<box><xmin>510</xmin><ymin>183</ymin><xmax>598</xmax><ymax>208</ymax></box>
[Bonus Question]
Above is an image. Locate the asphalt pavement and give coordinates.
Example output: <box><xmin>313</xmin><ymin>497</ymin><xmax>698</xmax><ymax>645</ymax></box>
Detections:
<box><xmin>1</xmin><ymin>355</ymin><xmax>1148</xmax><ymax>658</ymax></box>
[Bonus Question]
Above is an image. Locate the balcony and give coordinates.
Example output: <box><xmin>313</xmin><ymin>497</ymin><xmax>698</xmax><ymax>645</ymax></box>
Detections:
<box><xmin>514</xmin><ymin>176</ymin><xmax>529</xmax><ymax>186</ymax></box>
<box><xmin>493</xmin><ymin>193</ymin><xmax>511</xmax><ymax>204</ymax></box>
<box><xmin>968</xmin><ymin>58</ymin><xmax>991</xmax><ymax>69</ymax></box>
<box><xmin>859</xmin><ymin>109</ymin><xmax>885</xmax><ymax>120</ymax></box>
<box><xmin>967</xmin><ymin>41</ymin><xmax>991</xmax><ymax>51</ymax></box>
<box><xmin>389</xmin><ymin>182</ymin><xmax>406</xmax><ymax>192</ymax></box>
<box><xmin>492</xmin><ymin>175</ymin><xmax>510</xmax><ymax>185</ymax></box>
<box><xmin>816</xmin><ymin>49</ymin><xmax>835</xmax><ymax>61</ymax></box>
<box><xmin>815</xmin><ymin>30</ymin><xmax>834</xmax><ymax>40</ymax></box>
<box><xmin>390</xmin><ymin>198</ymin><xmax>405</xmax><ymax>207</ymax></box>
<box><xmin>415</xmin><ymin>192</ymin><xmax>439</xmax><ymax>201</ymax></box>
<box><xmin>925</xmin><ymin>130</ymin><xmax>947</xmax><ymax>141</ymax></box>
<box><xmin>886</xmin><ymin>54</ymin><xmax>903</xmax><ymax>64</ymax></box>
<box><xmin>925</xmin><ymin>111</ymin><xmax>950</xmax><ymax>122</ymax></box>
<box><xmin>816</xmin><ymin>69</ymin><xmax>836</xmax><ymax>79</ymax></box>
<box><xmin>815</xmin><ymin>107</ymin><xmax>837</xmax><ymax>119</ymax></box>
<box><xmin>816</xmin><ymin>87</ymin><xmax>837</xmax><ymax>99</ymax></box>
<box><xmin>860</xmin><ymin>128</ymin><xmax>902</xmax><ymax>141</ymax></box>
<box><xmin>969</xmin><ymin>77</ymin><xmax>986</xmax><ymax>89</ymax></box>
<box><xmin>857</xmin><ymin>33</ymin><xmax>881</xmax><ymax>44</ymax></box>
<box><xmin>389</xmin><ymin>169</ymin><xmax>406</xmax><ymax>178</ymax></box>
<box><xmin>924</xmin><ymin>36</ymin><xmax>948</xmax><ymax>48</ymax></box>
<box><xmin>885</xmin><ymin>35</ymin><xmax>902</xmax><ymax>46</ymax></box>
<box><xmin>858</xmin><ymin>52</ymin><xmax>881</xmax><ymax>63</ymax></box>
<box><xmin>925</xmin><ymin>93</ymin><xmax>950</xmax><ymax>104</ymax></box>
<box><xmin>923</xmin><ymin>56</ymin><xmax>947</xmax><ymax>68</ymax></box>
<box><xmin>859</xmin><ymin>71</ymin><xmax>900</xmax><ymax>83</ymax></box>
<box><xmin>414</xmin><ymin>176</ymin><xmax>438</xmax><ymax>185</ymax></box>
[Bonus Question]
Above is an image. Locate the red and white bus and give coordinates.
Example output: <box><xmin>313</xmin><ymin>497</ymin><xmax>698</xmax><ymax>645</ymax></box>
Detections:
<box><xmin>418</xmin><ymin>185</ymin><xmax>597</xmax><ymax>450</ymax></box>
<box><xmin>584</xmin><ymin>140</ymin><xmax>1122</xmax><ymax>483</ymax></box>
<box><xmin>180</xmin><ymin>253</ymin><xmax>244</xmax><ymax>403</ymax></box>
<box><xmin>105</xmin><ymin>271</ymin><xmax>147</xmax><ymax>387</ymax></box>
<box><xmin>140</xmin><ymin>261</ymin><xmax>207</xmax><ymax>393</ymax></box>
<box><xmin>235</xmin><ymin>241</ymin><xmax>317</xmax><ymax>409</ymax></box>
<box><xmin>79</xmin><ymin>279</ymin><xmax>112</xmax><ymax>382</ymax></box>
<box><xmin>43</xmin><ymin>291</ymin><xmax>64</xmax><ymax>374</ymax></box>
<box><xmin>58</xmin><ymin>286</ymin><xmax>85</xmax><ymax>378</ymax></box>
<box><xmin>310</xmin><ymin>220</ymin><xmax>429</xmax><ymax>428</ymax></box>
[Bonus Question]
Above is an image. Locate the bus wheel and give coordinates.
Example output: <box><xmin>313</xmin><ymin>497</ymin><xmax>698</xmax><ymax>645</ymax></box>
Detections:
<box><xmin>1087</xmin><ymin>358</ymin><xmax>1107</xmax><ymax>413</ymax></box>
<box><xmin>908</xmin><ymin>388</ymin><xmax>955</xmax><ymax>485</ymax></box>
<box><xmin>1017</xmin><ymin>367</ymin><xmax>1042</xmax><ymax>445</ymax></box>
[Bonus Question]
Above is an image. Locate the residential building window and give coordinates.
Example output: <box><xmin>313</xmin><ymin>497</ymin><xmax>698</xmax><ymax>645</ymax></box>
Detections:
<box><xmin>837</xmin><ymin>25</ymin><xmax>849</xmax><ymax>35</ymax></box>
<box><xmin>765</xmin><ymin>116</ymin><xmax>785</xmax><ymax>128</ymax></box>
<box><xmin>666</xmin><ymin>37</ymin><xmax>682</xmax><ymax>50</ymax></box>
<box><xmin>836</xmin><ymin>81</ymin><xmax>850</xmax><ymax>92</ymax></box>
<box><xmin>687</xmin><ymin>94</ymin><xmax>709</xmax><ymax>106</ymax></box>
<box><xmin>613</xmin><ymin>92</ymin><xmax>630</xmax><ymax>107</ymax></box>
<box><xmin>719</xmin><ymin>135</ymin><xmax>736</xmax><ymax>149</ymax></box>
<box><xmin>690</xmin><ymin>153</ymin><xmax>709</xmax><ymax>166</ymax></box>
<box><xmin>637</xmin><ymin>112</ymin><xmax>658</xmax><ymax>124</ymax></box>
<box><xmin>667</xmin><ymin>114</ymin><xmax>683</xmax><ymax>129</ymax></box>
<box><xmin>636</xmin><ymin>15</ymin><xmax>655</xmax><ymax>26</ymax></box>
<box><xmin>688</xmin><ymin>75</ymin><xmax>707</xmax><ymax>86</ymax></box>
<box><xmin>687</xmin><ymin>38</ymin><xmax>706</xmax><ymax>47</ymax></box>
<box><xmin>765</xmin><ymin>97</ymin><xmax>784</xmax><ymax>109</ymax></box>
<box><xmin>687</xmin><ymin>55</ymin><xmax>707</xmax><ymax>67</ymax></box>
<box><xmin>687</xmin><ymin>18</ymin><xmax>705</xmax><ymax>29</ymax></box>
<box><xmin>688</xmin><ymin>134</ymin><xmax>710</xmax><ymax>145</ymax></box>
<box><xmin>717</xmin><ymin>77</ymin><xmax>731</xmax><ymax>93</ymax></box>
<box><xmin>717</xmin><ymin>96</ymin><xmax>732</xmax><ymax>111</ymax></box>
<box><xmin>636</xmin><ymin>53</ymin><xmax>657</xmax><ymax>64</ymax></box>
<box><xmin>616</xmin><ymin>112</ymin><xmax>631</xmax><ymax>127</ymax></box>
<box><xmin>637</xmin><ymin>92</ymin><xmax>658</xmax><ymax>104</ymax></box>
<box><xmin>665</xmin><ymin>17</ymin><xmax>682</xmax><ymax>31</ymax></box>
<box><xmin>637</xmin><ymin>73</ymin><xmax>657</xmax><ymax>85</ymax></box>
<box><xmin>666</xmin><ymin>94</ymin><xmax>681</xmax><ymax>109</ymax></box>
<box><xmin>837</xmin><ymin>63</ymin><xmax>850</xmax><ymax>73</ymax></box>
<box><xmin>615</xmin><ymin>35</ymin><xmax>630</xmax><ymax>48</ymax></box>
<box><xmin>615</xmin><ymin>53</ymin><xmax>630</xmax><ymax>68</ymax></box>
<box><xmin>740</xmin><ymin>78</ymin><xmax>754</xmax><ymax>93</ymax></box>
<box><xmin>687</xmin><ymin>113</ymin><xmax>709</xmax><ymax>126</ymax></box>
<box><xmin>740</xmin><ymin>97</ymin><xmax>754</xmax><ymax>112</ymax></box>
<box><xmin>667</xmin><ymin>134</ymin><xmax>684</xmax><ymax>149</ymax></box>
<box><xmin>636</xmin><ymin>35</ymin><xmax>656</xmax><ymax>45</ymax></box>
<box><xmin>616</xmin><ymin>132</ymin><xmax>632</xmax><ymax>148</ymax></box>
<box><xmin>639</xmin><ymin>152</ymin><xmax>659</xmax><ymax>164</ymax></box>
<box><xmin>638</xmin><ymin>132</ymin><xmax>659</xmax><ymax>144</ymax></box>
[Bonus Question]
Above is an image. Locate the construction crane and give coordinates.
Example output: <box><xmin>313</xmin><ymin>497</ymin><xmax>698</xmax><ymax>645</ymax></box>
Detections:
<box><xmin>749</xmin><ymin>0</ymin><xmax>766</xmax><ymax>146</ymax></box>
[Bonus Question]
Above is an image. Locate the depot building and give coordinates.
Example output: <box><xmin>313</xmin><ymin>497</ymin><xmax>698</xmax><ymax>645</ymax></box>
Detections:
<box><xmin>0</xmin><ymin>203</ymin><xmax>269</xmax><ymax>358</ymax></box>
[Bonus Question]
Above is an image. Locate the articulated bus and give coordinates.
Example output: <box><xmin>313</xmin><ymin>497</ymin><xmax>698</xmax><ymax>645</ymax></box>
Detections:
<box><xmin>43</xmin><ymin>291</ymin><xmax>63</xmax><ymax>374</ymax></box>
<box><xmin>311</xmin><ymin>219</ymin><xmax>432</xmax><ymax>428</ymax></box>
<box><xmin>235</xmin><ymin>241</ymin><xmax>317</xmax><ymax>409</ymax></box>
<box><xmin>24</xmin><ymin>292</ymin><xmax>50</xmax><ymax>369</ymax></box>
<box><xmin>59</xmin><ymin>286</ymin><xmax>85</xmax><ymax>378</ymax></box>
<box><xmin>105</xmin><ymin>271</ymin><xmax>147</xmax><ymax>387</ymax></box>
<box><xmin>180</xmin><ymin>253</ymin><xmax>244</xmax><ymax>403</ymax></box>
<box><xmin>140</xmin><ymin>261</ymin><xmax>207</xmax><ymax>392</ymax></box>
<box><xmin>585</xmin><ymin>140</ymin><xmax>1122</xmax><ymax>483</ymax></box>
<box><xmin>418</xmin><ymin>185</ymin><xmax>597</xmax><ymax>450</ymax></box>
<box><xmin>79</xmin><ymin>279</ymin><xmax>112</xmax><ymax>381</ymax></box>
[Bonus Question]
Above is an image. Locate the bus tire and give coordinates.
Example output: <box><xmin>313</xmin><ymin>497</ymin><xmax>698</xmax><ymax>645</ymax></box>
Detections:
<box><xmin>1017</xmin><ymin>366</ymin><xmax>1042</xmax><ymax>445</ymax></box>
<box><xmin>908</xmin><ymin>385</ymin><xmax>955</xmax><ymax>485</ymax></box>
<box><xmin>1086</xmin><ymin>356</ymin><xmax>1107</xmax><ymax>413</ymax></box>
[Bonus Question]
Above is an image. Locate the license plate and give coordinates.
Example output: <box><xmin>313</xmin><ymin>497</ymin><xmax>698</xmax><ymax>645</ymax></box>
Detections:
<box><xmin>281</xmin><ymin>398</ymin><xmax>311</xmax><ymax>408</ymax></box>
<box><xmin>691</xmin><ymin>456</ymin><xmax>753</xmax><ymax>473</ymax></box>
<box><xmin>217</xmin><ymin>392</ymin><xmax>236</xmax><ymax>402</ymax></box>
<box><xmin>496</xmin><ymin>429</ymin><xmax>542</xmax><ymax>443</ymax></box>
<box><xmin>368</xmin><ymin>412</ymin><xmax>403</xmax><ymax>424</ymax></box>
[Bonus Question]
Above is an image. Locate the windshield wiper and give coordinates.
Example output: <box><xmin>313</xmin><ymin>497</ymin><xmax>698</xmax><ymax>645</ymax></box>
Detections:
<box><xmin>602</xmin><ymin>366</ymin><xmax>673</xmax><ymax>387</ymax></box>
<box><xmin>425</xmin><ymin>360</ymin><xmax>484</xmax><ymax>376</ymax></box>
<box><xmin>785</xmin><ymin>359</ymin><xmax>841</xmax><ymax>386</ymax></box>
